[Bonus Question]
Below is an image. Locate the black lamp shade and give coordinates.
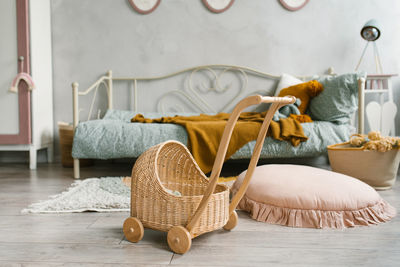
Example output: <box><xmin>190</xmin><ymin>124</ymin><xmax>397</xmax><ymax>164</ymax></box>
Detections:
<box><xmin>361</xmin><ymin>19</ymin><xmax>380</xmax><ymax>41</ymax></box>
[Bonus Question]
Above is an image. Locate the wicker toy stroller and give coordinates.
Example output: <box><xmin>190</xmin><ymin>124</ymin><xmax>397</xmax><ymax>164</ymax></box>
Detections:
<box><xmin>123</xmin><ymin>95</ymin><xmax>295</xmax><ymax>254</ymax></box>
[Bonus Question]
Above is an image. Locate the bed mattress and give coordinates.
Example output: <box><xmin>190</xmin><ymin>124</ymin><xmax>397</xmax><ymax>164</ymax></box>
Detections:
<box><xmin>72</xmin><ymin>109</ymin><xmax>354</xmax><ymax>160</ymax></box>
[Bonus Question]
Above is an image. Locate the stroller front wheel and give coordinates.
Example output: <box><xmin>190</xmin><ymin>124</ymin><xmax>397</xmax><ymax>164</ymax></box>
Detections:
<box><xmin>167</xmin><ymin>226</ymin><xmax>192</xmax><ymax>254</ymax></box>
<box><xmin>123</xmin><ymin>217</ymin><xmax>144</xmax><ymax>243</ymax></box>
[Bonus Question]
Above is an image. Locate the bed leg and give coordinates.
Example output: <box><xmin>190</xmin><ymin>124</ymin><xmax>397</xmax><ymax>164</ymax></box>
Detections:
<box><xmin>74</xmin><ymin>159</ymin><xmax>80</xmax><ymax>179</ymax></box>
<box><xmin>46</xmin><ymin>143</ymin><xmax>54</xmax><ymax>163</ymax></box>
<box><xmin>358</xmin><ymin>78</ymin><xmax>366</xmax><ymax>134</ymax></box>
<box><xmin>72</xmin><ymin>82</ymin><xmax>80</xmax><ymax>179</ymax></box>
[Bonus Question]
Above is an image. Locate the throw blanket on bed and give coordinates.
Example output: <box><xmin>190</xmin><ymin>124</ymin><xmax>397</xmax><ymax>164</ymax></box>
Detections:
<box><xmin>131</xmin><ymin>112</ymin><xmax>308</xmax><ymax>173</ymax></box>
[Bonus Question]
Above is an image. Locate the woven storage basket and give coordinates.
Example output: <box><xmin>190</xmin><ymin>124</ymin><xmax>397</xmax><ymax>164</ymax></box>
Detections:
<box><xmin>131</xmin><ymin>141</ymin><xmax>229</xmax><ymax>236</ymax></box>
<box><xmin>58</xmin><ymin>122</ymin><xmax>93</xmax><ymax>168</ymax></box>
<box><xmin>328</xmin><ymin>142</ymin><xmax>400</xmax><ymax>190</ymax></box>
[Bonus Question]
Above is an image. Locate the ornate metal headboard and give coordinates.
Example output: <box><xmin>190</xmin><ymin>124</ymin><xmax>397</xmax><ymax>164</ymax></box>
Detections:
<box><xmin>72</xmin><ymin>64</ymin><xmax>314</xmax><ymax>127</ymax></box>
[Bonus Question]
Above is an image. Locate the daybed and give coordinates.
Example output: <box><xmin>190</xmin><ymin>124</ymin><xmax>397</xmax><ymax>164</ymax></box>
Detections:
<box><xmin>71</xmin><ymin>65</ymin><xmax>366</xmax><ymax>178</ymax></box>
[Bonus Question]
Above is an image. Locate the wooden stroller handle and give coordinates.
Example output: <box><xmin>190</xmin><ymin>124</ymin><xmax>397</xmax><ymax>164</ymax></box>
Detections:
<box><xmin>186</xmin><ymin>95</ymin><xmax>295</xmax><ymax>233</ymax></box>
<box><xmin>260</xmin><ymin>95</ymin><xmax>296</xmax><ymax>104</ymax></box>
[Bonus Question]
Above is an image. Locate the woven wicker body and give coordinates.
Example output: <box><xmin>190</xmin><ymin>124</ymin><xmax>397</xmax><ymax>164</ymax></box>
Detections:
<box><xmin>123</xmin><ymin>95</ymin><xmax>296</xmax><ymax>254</ymax></box>
<box><xmin>131</xmin><ymin>141</ymin><xmax>230</xmax><ymax>236</ymax></box>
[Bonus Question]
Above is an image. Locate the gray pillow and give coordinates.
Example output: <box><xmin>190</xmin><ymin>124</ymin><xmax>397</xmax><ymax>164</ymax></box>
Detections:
<box><xmin>308</xmin><ymin>72</ymin><xmax>366</xmax><ymax>124</ymax></box>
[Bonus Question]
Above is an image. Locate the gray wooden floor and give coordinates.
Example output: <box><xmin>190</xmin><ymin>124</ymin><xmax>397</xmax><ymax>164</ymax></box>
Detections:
<box><xmin>0</xmin><ymin>161</ymin><xmax>399</xmax><ymax>266</ymax></box>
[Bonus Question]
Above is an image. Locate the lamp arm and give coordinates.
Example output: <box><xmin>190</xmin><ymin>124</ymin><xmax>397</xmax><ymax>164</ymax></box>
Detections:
<box><xmin>373</xmin><ymin>42</ymin><xmax>383</xmax><ymax>74</ymax></box>
<box><xmin>355</xmin><ymin>41</ymin><xmax>370</xmax><ymax>71</ymax></box>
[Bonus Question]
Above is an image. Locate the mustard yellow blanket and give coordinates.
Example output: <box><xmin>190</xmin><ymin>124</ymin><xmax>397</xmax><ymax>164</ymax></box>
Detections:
<box><xmin>131</xmin><ymin>112</ymin><xmax>307</xmax><ymax>173</ymax></box>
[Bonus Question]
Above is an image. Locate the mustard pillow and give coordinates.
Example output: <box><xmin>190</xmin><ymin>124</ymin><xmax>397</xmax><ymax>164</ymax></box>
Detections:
<box><xmin>278</xmin><ymin>80</ymin><xmax>323</xmax><ymax>114</ymax></box>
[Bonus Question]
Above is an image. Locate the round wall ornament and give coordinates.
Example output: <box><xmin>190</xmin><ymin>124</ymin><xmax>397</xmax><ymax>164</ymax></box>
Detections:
<box><xmin>202</xmin><ymin>0</ymin><xmax>235</xmax><ymax>13</ymax></box>
<box><xmin>128</xmin><ymin>0</ymin><xmax>161</xmax><ymax>14</ymax></box>
<box><xmin>279</xmin><ymin>0</ymin><xmax>309</xmax><ymax>11</ymax></box>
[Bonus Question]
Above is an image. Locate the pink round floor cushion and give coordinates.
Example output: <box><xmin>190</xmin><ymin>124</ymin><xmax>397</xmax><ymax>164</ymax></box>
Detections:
<box><xmin>232</xmin><ymin>164</ymin><xmax>396</xmax><ymax>229</ymax></box>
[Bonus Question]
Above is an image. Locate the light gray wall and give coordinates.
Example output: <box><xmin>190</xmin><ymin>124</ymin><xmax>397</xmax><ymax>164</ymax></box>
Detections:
<box><xmin>51</xmin><ymin>0</ymin><xmax>400</xmax><ymax>157</ymax></box>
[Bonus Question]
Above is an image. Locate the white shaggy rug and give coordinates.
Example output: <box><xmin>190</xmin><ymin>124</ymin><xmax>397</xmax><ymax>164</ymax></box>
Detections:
<box><xmin>22</xmin><ymin>177</ymin><xmax>130</xmax><ymax>213</ymax></box>
<box><xmin>22</xmin><ymin>177</ymin><xmax>236</xmax><ymax>214</ymax></box>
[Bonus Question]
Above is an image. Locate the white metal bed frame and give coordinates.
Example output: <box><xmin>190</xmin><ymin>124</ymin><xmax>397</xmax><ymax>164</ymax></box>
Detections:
<box><xmin>71</xmin><ymin>64</ymin><xmax>366</xmax><ymax>178</ymax></box>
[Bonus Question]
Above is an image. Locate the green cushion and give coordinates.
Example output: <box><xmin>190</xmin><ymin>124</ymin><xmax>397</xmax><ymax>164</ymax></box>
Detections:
<box><xmin>308</xmin><ymin>72</ymin><xmax>366</xmax><ymax>123</ymax></box>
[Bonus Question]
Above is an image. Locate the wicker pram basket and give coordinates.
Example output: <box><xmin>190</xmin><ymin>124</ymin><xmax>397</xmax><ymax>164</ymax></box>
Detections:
<box><xmin>131</xmin><ymin>140</ymin><xmax>230</xmax><ymax>236</ymax></box>
<box><xmin>123</xmin><ymin>95</ymin><xmax>296</xmax><ymax>254</ymax></box>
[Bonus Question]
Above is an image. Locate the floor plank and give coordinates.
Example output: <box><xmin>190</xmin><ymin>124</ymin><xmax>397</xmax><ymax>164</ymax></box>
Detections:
<box><xmin>170</xmin><ymin>245</ymin><xmax>400</xmax><ymax>266</ymax></box>
<box><xmin>0</xmin><ymin>243</ymin><xmax>173</xmax><ymax>265</ymax></box>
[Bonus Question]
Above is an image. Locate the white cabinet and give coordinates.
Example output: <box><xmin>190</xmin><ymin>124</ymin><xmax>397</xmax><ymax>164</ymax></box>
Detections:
<box><xmin>0</xmin><ymin>0</ymin><xmax>53</xmax><ymax>169</ymax></box>
<box><xmin>359</xmin><ymin>74</ymin><xmax>397</xmax><ymax>136</ymax></box>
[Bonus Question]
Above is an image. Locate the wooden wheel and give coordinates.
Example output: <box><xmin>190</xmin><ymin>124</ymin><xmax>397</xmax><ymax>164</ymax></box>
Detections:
<box><xmin>223</xmin><ymin>210</ymin><xmax>238</xmax><ymax>231</ymax></box>
<box><xmin>123</xmin><ymin>217</ymin><xmax>144</xmax><ymax>243</ymax></box>
<box><xmin>167</xmin><ymin>226</ymin><xmax>192</xmax><ymax>254</ymax></box>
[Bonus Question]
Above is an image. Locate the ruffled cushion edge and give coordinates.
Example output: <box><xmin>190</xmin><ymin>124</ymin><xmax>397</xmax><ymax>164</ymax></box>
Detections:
<box><xmin>236</xmin><ymin>194</ymin><xmax>397</xmax><ymax>229</ymax></box>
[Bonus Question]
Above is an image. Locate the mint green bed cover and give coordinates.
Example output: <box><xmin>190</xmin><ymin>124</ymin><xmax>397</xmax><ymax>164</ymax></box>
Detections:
<box><xmin>72</xmin><ymin>110</ymin><xmax>353</xmax><ymax>160</ymax></box>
